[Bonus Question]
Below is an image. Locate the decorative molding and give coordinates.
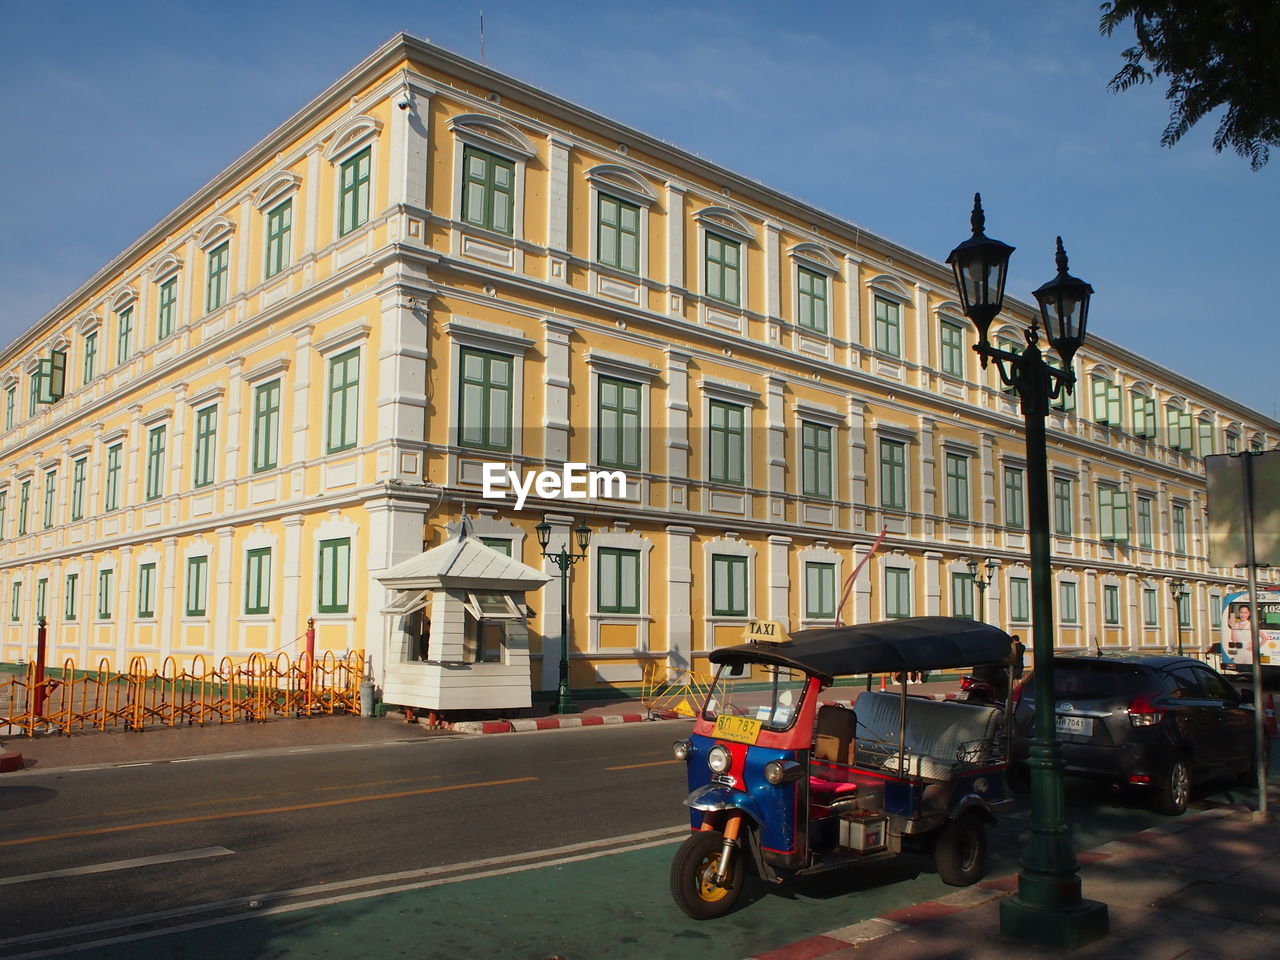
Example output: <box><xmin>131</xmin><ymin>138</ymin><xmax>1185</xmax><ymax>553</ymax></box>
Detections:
<box><xmin>584</xmin><ymin>163</ymin><xmax>657</xmax><ymax>206</ymax></box>
<box><xmin>446</xmin><ymin>112</ymin><xmax>536</xmax><ymax>160</ymax></box>
<box><xmin>196</xmin><ymin>216</ymin><xmax>236</xmax><ymax>250</ymax></box>
<box><xmin>692</xmin><ymin>205</ymin><xmax>755</xmax><ymax>244</ymax></box>
<box><xmin>325</xmin><ymin>114</ymin><xmax>384</xmax><ymax>162</ymax></box>
<box><xmin>253</xmin><ymin>171</ymin><xmax>303</xmax><ymax>210</ymax></box>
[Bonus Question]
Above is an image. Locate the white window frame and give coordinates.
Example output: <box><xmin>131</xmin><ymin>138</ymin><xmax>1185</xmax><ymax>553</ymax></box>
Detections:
<box><xmin>447</xmin><ymin>114</ymin><xmax>535</xmax><ymax>243</ymax></box>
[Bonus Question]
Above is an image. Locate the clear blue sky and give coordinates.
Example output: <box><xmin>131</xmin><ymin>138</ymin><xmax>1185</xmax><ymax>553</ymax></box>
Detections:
<box><xmin>1</xmin><ymin>0</ymin><xmax>1276</xmax><ymax>421</ymax></box>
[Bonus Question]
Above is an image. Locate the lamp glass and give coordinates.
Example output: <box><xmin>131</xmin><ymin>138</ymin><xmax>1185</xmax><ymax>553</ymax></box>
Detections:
<box><xmin>575</xmin><ymin>521</ymin><xmax>591</xmax><ymax>552</ymax></box>
<box><xmin>535</xmin><ymin>519</ymin><xmax>551</xmax><ymax>550</ymax></box>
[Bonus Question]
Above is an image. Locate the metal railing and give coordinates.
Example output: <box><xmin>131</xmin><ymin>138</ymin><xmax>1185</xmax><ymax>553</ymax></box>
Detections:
<box><xmin>0</xmin><ymin>649</ymin><xmax>365</xmax><ymax>736</ymax></box>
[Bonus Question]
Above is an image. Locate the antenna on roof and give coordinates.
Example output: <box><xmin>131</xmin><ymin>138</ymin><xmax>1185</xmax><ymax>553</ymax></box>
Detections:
<box><xmin>480</xmin><ymin>10</ymin><xmax>485</xmax><ymax>63</ymax></box>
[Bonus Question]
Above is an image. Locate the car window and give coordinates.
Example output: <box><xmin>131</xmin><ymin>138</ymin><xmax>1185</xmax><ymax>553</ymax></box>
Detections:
<box><xmin>1191</xmin><ymin>666</ymin><xmax>1235</xmax><ymax>700</ymax></box>
<box><xmin>1051</xmin><ymin>663</ymin><xmax>1148</xmax><ymax>699</ymax></box>
<box><xmin>1167</xmin><ymin>667</ymin><xmax>1201</xmax><ymax>699</ymax></box>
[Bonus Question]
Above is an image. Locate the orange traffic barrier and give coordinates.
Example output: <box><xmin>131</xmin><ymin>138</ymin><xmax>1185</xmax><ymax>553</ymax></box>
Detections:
<box><xmin>0</xmin><ymin>647</ymin><xmax>364</xmax><ymax>737</ymax></box>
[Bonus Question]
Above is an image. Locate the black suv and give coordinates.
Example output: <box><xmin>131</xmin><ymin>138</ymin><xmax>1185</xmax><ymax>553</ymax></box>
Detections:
<box><xmin>1009</xmin><ymin>654</ymin><xmax>1264</xmax><ymax>815</ymax></box>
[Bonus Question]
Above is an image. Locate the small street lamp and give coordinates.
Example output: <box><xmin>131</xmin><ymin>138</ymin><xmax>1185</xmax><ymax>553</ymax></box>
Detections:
<box><xmin>535</xmin><ymin>515</ymin><xmax>591</xmax><ymax>715</ymax></box>
<box><xmin>966</xmin><ymin>557</ymin><xmax>998</xmax><ymax>620</ymax></box>
<box><xmin>947</xmin><ymin>194</ymin><xmax>1108</xmax><ymax>947</ymax></box>
<box><xmin>1169</xmin><ymin>579</ymin><xmax>1188</xmax><ymax>656</ymax></box>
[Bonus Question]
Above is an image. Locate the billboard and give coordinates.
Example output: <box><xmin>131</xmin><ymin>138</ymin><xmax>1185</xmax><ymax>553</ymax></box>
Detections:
<box><xmin>1205</xmin><ymin>450</ymin><xmax>1280</xmax><ymax>568</ymax></box>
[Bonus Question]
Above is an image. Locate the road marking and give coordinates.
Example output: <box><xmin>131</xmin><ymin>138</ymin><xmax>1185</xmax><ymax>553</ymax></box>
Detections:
<box><xmin>0</xmin><ymin>826</ymin><xmax>688</xmax><ymax>957</ymax></box>
<box><xmin>315</xmin><ymin>772</ymin><xmax>478</xmax><ymax>792</ymax></box>
<box><xmin>0</xmin><ymin>777</ymin><xmax>537</xmax><ymax>848</ymax></box>
<box><xmin>604</xmin><ymin>759</ymin><xmax>681</xmax><ymax>771</ymax></box>
<box><xmin>0</xmin><ymin>847</ymin><xmax>234</xmax><ymax>888</ymax></box>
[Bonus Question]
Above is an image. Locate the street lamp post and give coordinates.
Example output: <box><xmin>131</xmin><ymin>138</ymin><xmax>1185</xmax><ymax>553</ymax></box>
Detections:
<box><xmin>1169</xmin><ymin>579</ymin><xmax>1188</xmax><ymax>656</ymax></box>
<box><xmin>535</xmin><ymin>516</ymin><xmax>591</xmax><ymax>715</ymax></box>
<box><xmin>948</xmin><ymin>194</ymin><xmax>1108</xmax><ymax>947</ymax></box>
<box><xmin>966</xmin><ymin>557</ymin><xmax>998</xmax><ymax>621</ymax></box>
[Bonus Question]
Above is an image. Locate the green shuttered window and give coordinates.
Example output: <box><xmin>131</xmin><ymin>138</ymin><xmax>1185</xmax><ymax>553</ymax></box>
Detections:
<box><xmin>458</xmin><ymin>348</ymin><xmax>513</xmax><ymax>452</ymax></box>
<box><xmin>339</xmin><ymin>148</ymin><xmax>371</xmax><ymax>236</ymax></box>
<box><xmin>326</xmin><ymin>349</ymin><xmax>360</xmax><ymax>453</ymax></box>
<box><xmin>461</xmin><ymin>146</ymin><xmax>514</xmax><ymax>235</ymax></box>
<box><xmin>318</xmin><ymin>538</ymin><xmax>351</xmax><ymax>614</ymax></box>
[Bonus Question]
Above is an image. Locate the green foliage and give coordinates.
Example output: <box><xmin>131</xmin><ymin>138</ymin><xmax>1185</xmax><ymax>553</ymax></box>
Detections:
<box><xmin>1099</xmin><ymin>0</ymin><xmax>1280</xmax><ymax>169</ymax></box>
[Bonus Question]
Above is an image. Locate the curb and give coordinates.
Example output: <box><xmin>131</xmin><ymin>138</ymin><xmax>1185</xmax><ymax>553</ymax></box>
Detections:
<box><xmin>740</xmin><ymin>798</ymin><xmax>1262</xmax><ymax>960</ymax></box>
<box><xmin>449</xmin><ymin>713</ymin><xmax>656</xmax><ymax>735</ymax></box>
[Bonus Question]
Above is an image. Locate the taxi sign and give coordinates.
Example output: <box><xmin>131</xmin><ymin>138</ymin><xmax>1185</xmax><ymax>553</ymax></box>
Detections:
<box><xmin>743</xmin><ymin>619</ymin><xmax>789</xmax><ymax>644</ymax></box>
<box><xmin>713</xmin><ymin>714</ymin><xmax>762</xmax><ymax>745</ymax></box>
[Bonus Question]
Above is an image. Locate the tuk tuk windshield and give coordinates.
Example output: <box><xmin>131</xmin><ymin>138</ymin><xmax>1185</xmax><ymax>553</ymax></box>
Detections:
<box><xmin>703</xmin><ymin>663</ymin><xmax>809</xmax><ymax>731</ymax></box>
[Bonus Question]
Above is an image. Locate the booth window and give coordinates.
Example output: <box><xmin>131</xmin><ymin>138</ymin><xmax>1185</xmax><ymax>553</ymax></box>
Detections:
<box><xmin>462</xmin><ymin>591</ymin><xmax>523</xmax><ymax>663</ymax></box>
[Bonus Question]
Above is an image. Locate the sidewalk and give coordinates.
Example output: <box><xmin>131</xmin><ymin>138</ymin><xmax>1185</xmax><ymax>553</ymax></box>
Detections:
<box><xmin>749</xmin><ymin>796</ymin><xmax>1280</xmax><ymax>960</ymax></box>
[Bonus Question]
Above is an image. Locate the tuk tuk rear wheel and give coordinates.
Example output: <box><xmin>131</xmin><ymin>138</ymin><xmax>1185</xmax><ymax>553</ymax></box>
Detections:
<box><xmin>935</xmin><ymin>814</ymin><xmax>987</xmax><ymax>886</ymax></box>
<box><xmin>669</xmin><ymin>830</ymin><xmax>744</xmax><ymax>920</ymax></box>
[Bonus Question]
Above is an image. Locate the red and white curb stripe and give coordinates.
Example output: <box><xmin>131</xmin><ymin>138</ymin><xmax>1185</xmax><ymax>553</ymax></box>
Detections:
<box><xmin>739</xmin><ymin>800</ymin><xmax>1256</xmax><ymax>960</ymax></box>
<box><xmin>449</xmin><ymin>713</ymin><xmax>655</xmax><ymax>735</ymax></box>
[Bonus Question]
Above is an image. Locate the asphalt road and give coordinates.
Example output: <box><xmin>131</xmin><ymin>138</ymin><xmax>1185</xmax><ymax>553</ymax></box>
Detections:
<box><xmin>0</xmin><ymin>721</ymin><xmax>1270</xmax><ymax>960</ymax></box>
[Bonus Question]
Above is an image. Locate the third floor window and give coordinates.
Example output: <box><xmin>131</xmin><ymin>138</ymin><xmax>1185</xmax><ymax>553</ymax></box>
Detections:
<box><xmin>340</xmin><ymin>147</ymin><xmax>372</xmax><ymax>236</ymax></box>
<box><xmin>252</xmin><ymin>380</ymin><xmax>282</xmax><ymax>473</ymax></box>
<box><xmin>874</xmin><ymin>296</ymin><xmax>901</xmax><ymax>357</ymax></box>
<box><xmin>597</xmin><ymin>194</ymin><xmax>639</xmax><ymax>273</ymax></box>
<box><xmin>704</xmin><ymin>233</ymin><xmax>740</xmax><ymax>306</ymax></box>
<box><xmin>205</xmin><ymin>242</ymin><xmax>229</xmax><ymax>313</ymax></box>
<box><xmin>597</xmin><ymin>376</ymin><xmax>641</xmax><ymax>471</ymax></box>
<box><xmin>461</xmin><ymin>146</ymin><xmax>513</xmax><ymax>235</ymax></box>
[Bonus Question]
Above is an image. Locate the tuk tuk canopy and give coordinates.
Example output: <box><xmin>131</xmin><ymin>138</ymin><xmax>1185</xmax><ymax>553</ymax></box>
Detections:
<box><xmin>709</xmin><ymin>616</ymin><xmax>1015</xmax><ymax>684</ymax></box>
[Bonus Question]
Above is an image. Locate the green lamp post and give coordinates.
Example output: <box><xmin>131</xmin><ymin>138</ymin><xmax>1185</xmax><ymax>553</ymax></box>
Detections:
<box><xmin>948</xmin><ymin>194</ymin><xmax>1109</xmax><ymax>947</ymax></box>
<box><xmin>536</xmin><ymin>515</ymin><xmax>591</xmax><ymax>715</ymax></box>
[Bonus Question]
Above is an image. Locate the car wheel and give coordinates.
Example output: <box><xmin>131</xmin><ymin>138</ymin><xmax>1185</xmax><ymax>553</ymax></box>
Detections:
<box><xmin>1153</xmin><ymin>757</ymin><xmax>1190</xmax><ymax>816</ymax></box>
<box><xmin>934</xmin><ymin>814</ymin><xmax>987</xmax><ymax>886</ymax></box>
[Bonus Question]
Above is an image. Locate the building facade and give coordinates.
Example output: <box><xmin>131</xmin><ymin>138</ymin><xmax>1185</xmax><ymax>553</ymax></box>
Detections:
<box><xmin>1</xmin><ymin>34</ymin><xmax>1276</xmax><ymax>705</ymax></box>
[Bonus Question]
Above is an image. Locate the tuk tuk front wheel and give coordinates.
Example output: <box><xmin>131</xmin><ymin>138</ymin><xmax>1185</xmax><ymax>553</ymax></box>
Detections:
<box><xmin>669</xmin><ymin>830</ymin><xmax>744</xmax><ymax>920</ymax></box>
<box><xmin>934</xmin><ymin>814</ymin><xmax>987</xmax><ymax>886</ymax></box>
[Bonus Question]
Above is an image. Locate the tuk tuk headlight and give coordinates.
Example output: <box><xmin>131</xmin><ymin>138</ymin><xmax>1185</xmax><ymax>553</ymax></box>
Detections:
<box><xmin>764</xmin><ymin>760</ymin><xmax>804</xmax><ymax>784</ymax></box>
<box><xmin>672</xmin><ymin>739</ymin><xmax>691</xmax><ymax>762</ymax></box>
<box><xmin>707</xmin><ymin>744</ymin><xmax>732</xmax><ymax>774</ymax></box>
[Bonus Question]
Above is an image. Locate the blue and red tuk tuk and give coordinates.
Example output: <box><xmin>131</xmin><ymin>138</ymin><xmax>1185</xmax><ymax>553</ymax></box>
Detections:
<box><xmin>670</xmin><ymin>616</ymin><xmax>1016</xmax><ymax>919</ymax></box>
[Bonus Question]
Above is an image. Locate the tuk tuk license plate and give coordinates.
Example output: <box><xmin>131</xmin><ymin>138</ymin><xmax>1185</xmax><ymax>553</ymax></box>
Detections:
<box><xmin>713</xmin><ymin>714</ymin><xmax>762</xmax><ymax>745</ymax></box>
<box><xmin>1055</xmin><ymin>714</ymin><xmax>1093</xmax><ymax>737</ymax></box>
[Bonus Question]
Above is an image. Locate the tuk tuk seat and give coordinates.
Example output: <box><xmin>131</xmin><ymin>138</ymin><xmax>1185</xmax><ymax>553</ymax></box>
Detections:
<box><xmin>853</xmin><ymin>692</ymin><xmax>1003</xmax><ymax>781</ymax></box>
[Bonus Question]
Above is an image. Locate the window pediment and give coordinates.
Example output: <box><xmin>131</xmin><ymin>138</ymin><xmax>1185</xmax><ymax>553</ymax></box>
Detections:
<box><xmin>254</xmin><ymin>172</ymin><xmax>302</xmax><ymax>210</ymax></box>
<box><xmin>788</xmin><ymin>242</ymin><xmax>839</xmax><ymax>275</ymax></box>
<box><xmin>1088</xmin><ymin>362</ymin><xmax>1117</xmax><ymax>380</ymax></box>
<box><xmin>150</xmin><ymin>254</ymin><xmax>183</xmax><ymax>282</ymax></box>
<box><xmin>585</xmin><ymin>163</ymin><xmax>657</xmax><ymax>206</ymax></box>
<box><xmin>868</xmin><ymin>274</ymin><xmax>911</xmax><ymax>301</ymax></box>
<box><xmin>110</xmin><ymin>286</ymin><xmax>138</xmax><ymax>312</ymax></box>
<box><xmin>446</xmin><ymin>113</ymin><xmax>535</xmax><ymax>160</ymax></box>
<box><xmin>76</xmin><ymin>313</ymin><xmax>102</xmax><ymax>335</ymax></box>
<box><xmin>693</xmin><ymin>205</ymin><xmax>755</xmax><ymax>243</ymax></box>
<box><xmin>197</xmin><ymin>216</ymin><xmax>236</xmax><ymax>250</ymax></box>
<box><xmin>325</xmin><ymin>114</ymin><xmax>383</xmax><ymax>162</ymax></box>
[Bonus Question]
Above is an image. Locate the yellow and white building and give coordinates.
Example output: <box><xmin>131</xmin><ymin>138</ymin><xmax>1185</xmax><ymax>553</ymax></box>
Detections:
<box><xmin>1</xmin><ymin>34</ymin><xmax>1276</xmax><ymax>709</ymax></box>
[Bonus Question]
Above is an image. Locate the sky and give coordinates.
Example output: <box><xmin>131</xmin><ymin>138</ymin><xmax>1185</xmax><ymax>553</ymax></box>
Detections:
<box><xmin>1</xmin><ymin>0</ymin><xmax>1276</xmax><ymax>422</ymax></box>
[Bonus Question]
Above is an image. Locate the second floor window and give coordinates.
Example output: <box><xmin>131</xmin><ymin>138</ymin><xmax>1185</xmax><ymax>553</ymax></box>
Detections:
<box><xmin>116</xmin><ymin>307</ymin><xmax>133</xmax><ymax>365</ymax></box>
<box><xmin>879</xmin><ymin>438</ymin><xmax>906</xmax><ymax>510</ymax></box>
<box><xmin>71</xmin><ymin>458</ymin><xmax>86</xmax><ymax>520</ymax></box>
<box><xmin>1172</xmin><ymin>505</ymin><xmax>1188</xmax><ymax>555</ymax></box>
<box><xmin>461</xmin><ymin>146</ymin><xmax>513</xmax><ymax>235</ymax></box>
<box><xmin>205</xmin><ymin>242</ymin><xmax>229</xmax><ymax>313</ymax></box>
<box><xmin>801</xmin><ymin>421</ymin><xmax>832</xmax><ymax>499</ymax></box>
<box><xmin>1137</xmin><ymin>496</ymin><xmax>1154</xmax><ymax>548</ymax></box>
<box><xmin>458</xmin><ymin>348</ymin><xmax>512</xmax><ymax>452</ymax></box>
<box><xmin>874</xmin><ymin>296</ymin><xmax>901</xmax><ymax>357</ymax></box>
<box><xmin>265</xmin><ymin>199</ymin><xmax>292</xmax><ymax>278</ymax></box>
<box><xmin>1132</xmin><ymin>394</ymin><xmax>1156</xmax><ymax>438</ymax></box>
<box><xmin>940</xmin><ymin>319</ymin><xmax>964</xmax><ymax>377</ymax></box>
<box><xmin>704</xmin><ymin>233</ymin><xmax>740</xmax><ymax>306</ymax></box>
<box><xmin>145</xmin><ymin>425</ymin><xmax>166</xmax><ymax>501</ymax></box>
<box><xmin>157</xmin><ymin>276</ymin><xmax>177</xmax><ymax>339</ymax></box>
<box><xmin>597</xmin><ymin>194</ymin><xmax>639</xmax><ymax>273</ymax></box>
<box><xmin>1197</xmin><ymin>420</ymin><xmax>1214</xmax><ymax>458</ymax></box>
<box><xmin>0</xmin><ymin>491</ymin><xmax>7</xmax><ymax>539</ymax></box>
<box><xmin>597</xmin><ymin>376</ymin><xmax>641</xmax><ymax>471</ymax></box>
<box><xmin>597</xmin><ymin>547</ymin><xmax>640</xmax><ymax>614</ymax></box>
<box><xmin>1053</xmin><ymin>478</ymin><xmax>1073</xmax><ymax>535</ymax></box>
<box><xmin>252</xmin><ymin>380</ymin><xmax>282</xmax><ymax>473</ymax></box>
<box><xmin>1098</xmin><ymin>485</ymin><xmax>1130</xmax><ymax>541</ymax></box>
<box><xmin>797</xmin><ymin>267</ymin><xmax>828</xmax><ymax>333</ymax></box>
<box><xmin>1091</xmin><ymin>377</ymin><xmax>1121</xmax><ymax>426</ymax></box>
<box><xmin>326</xmin><ymin>349</ymin><xmax>360</xmax><ymax>454</ymax></box>
<box><xmin>1167</xmin><ymin>409</ymin><xmax>1193</xmax><ymax>451</ymax></box>
<box><xmin>4</xmin><ymin>386</ymin><xmax>13</xmax><ymax>429</ymax></box>
<box><xmin>82</xmin><ymin>332</ymin><xmax>97</xmax><ymax>385</ymax></box>
<box><xmin>708</xmin><ymin>400</ymin><xmax>744</xmax><ymax>486</ymax></box>
<box><xmin>104</xmin><ymin>444</ymin><xmax>122</xmax><ymax>511</ymax></box>
<box><xmin>340</xmin><ymin>147</ymin><xmax>372</xmax><ymax>236</ymax></box>
<box><xmin>42</xmin><ymin>470</ymin><xmax>56</xmax><ymax>529</ymax></box>
<box><xmin>945</xmin><ymin>453</ymin><xmax>970</xmax><ymax>520</ymax></box>
<box><xmin>18</xmin><ymin>480</ymin><xmax>30</xmax><ymax>535</ymax></box>
<box><xmin>193</xmin><ymin>405</ymin><xmax>217</xmax><ymax>488</ymax></box>
<box><xmin>1004</xmin><ymin>467</ymin><xmax>1025</xmax><ymax>529</ymax></box>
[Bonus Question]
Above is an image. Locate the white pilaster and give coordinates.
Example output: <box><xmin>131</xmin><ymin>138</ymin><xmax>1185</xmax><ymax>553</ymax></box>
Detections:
<box><xmin>768</xmin><ymin>534</ymin><xmax>791</xmax><ymax>630</ymax></box>
<box><xmin>542</xmin><ymin>319</ymin><xmax>573</xmax><ymax>464</ymax></box>
<box><xmin>214</xmin><ymin>525</ymin><xmax>234</xmax><ymax>662</ymax></box>
<box><xmin>666</xmin><ymin>524</ymin><xmax>695</xmax><ymax>670</ymax></box>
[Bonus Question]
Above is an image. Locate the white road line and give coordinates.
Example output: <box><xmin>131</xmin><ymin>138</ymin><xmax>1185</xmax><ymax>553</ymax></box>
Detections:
<box><xmin>0</xmin><ymin>847</ymin><xmax>234</xmax><ymax>888</ymax></box>
<box><xmin>0</xmin><ymin>826</ymin><xmax>688</xmax><ymax>956</ymax></box>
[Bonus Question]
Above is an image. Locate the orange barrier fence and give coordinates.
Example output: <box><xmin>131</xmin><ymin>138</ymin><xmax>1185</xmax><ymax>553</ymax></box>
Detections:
<box><xmin>641</xmin><ymin>662</ymin><xmax>720</xmax><ymax>719</ymax></box>
<box><xmin>0</xmin><ymin>650</ymin><xmax>365</xmax><ymax>737</ymax></box>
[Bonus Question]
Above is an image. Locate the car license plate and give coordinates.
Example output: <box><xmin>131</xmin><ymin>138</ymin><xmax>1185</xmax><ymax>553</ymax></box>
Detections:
<box><xmin>713</xmin><ymin>714</ymin><xmax>762</xmax><ymax>745</ymax></box>
<box><xmin>1055</xmin><ymin>714</ymin><xmax>1093</xmax><ymax>737</ymax></box>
